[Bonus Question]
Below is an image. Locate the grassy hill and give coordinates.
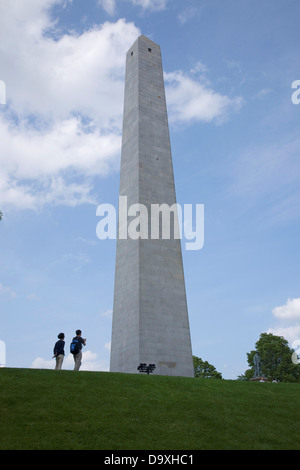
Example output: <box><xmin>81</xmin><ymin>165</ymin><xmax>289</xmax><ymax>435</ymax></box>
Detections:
<box><xmin>0</xmin><ymin>367</ymin><xmax>299</xmax><ymax>450</ymax></box>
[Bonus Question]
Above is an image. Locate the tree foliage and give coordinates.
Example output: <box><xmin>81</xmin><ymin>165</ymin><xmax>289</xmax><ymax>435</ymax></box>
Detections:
<box><xmin>245</xmin><ymin>333</ymin><xmax>300</xmax><ymax>382</ymax></box>
<box><xmin>193</xmin><ymin>355</ymin><xmax>222</xmax><ymax>379</ymax></box>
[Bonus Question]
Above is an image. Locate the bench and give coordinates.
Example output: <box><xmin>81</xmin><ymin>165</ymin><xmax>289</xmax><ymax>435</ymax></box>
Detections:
<box><xmin>137</xmin><ymin>363</ymin><xmax>156</xmax><ymax>375</ymax></box>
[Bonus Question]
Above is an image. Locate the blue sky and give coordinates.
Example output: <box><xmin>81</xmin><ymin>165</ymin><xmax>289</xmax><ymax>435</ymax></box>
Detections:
<box><xmin>1</xmin><ymin>0</ymin><xmax>300</xmax><ymax>378</ymax></box>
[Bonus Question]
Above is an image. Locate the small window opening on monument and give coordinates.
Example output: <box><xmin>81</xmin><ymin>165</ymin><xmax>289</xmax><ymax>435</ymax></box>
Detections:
<box><xmin>131</xmin><ymin>51</ymin><xmax>133</xmax><ymax>56</ymax></box>
<box><xmin>148</xmin><ymin>48</ymin><xmax>152</xmax><ymax>52</ymax></box>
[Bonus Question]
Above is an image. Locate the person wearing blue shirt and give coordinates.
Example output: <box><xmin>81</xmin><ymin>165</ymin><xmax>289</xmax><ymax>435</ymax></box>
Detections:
<box><xmin>73</xmin><ymin>329</ymin><xmax>86</xmax><ymax>371</ymax></box>
<box><xmin>53</xmin><ymin>332</ymin><xmax>65</xmax><ymax>370</ymax></box>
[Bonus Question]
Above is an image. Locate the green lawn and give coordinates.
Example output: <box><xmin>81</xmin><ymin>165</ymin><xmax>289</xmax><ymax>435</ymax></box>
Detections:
<box><xmin>0</xmin><ymin>368</ymin><xmax>299</xmax><ymax>450</ymax></box>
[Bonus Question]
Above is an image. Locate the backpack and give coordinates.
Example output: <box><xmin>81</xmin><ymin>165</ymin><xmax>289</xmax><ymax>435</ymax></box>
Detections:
<box><xmin>70</xmin><ymin>338</ymin><xmax>80</xmax><ymax>355</ymax></box>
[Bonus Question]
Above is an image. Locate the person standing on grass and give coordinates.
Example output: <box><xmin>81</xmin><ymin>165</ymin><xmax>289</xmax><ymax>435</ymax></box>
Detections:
<box><xmin>53</xmin><ymin>333</ymin><xmax>65</xmax><ymax>370</ymax></box>
<box><xmin>72</xmin><ymin>329</ymin><xmax>86</xmax><ymax>371</ymax></box>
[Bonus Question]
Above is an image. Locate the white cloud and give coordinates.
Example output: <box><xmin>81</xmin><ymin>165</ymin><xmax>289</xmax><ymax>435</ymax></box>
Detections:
<box><xmin>268</xmin><ymin>297</ymin><xmax>300</xmax><ymax>346</ymax></box>
<box><xmin>272</xmin><ymin>298</ymin><xmax>300</xmax><ymax>321</ymax></box>
<box><xmin>0</xmin><ymin>1</ymin><xmax>140</xmax><ymax>210</ymax></box>
<box><xmin>0</xmin><ymin>114</ymin><xmax>121</xmax><ymax>209</ymax></box>
<box><xmin>178</xmin><ymin>6</ymin><xmax>199</xmax><ymax>25</ymax></box>
<box><xmin>0</xmin><ymin>283</ymin><xmax>17</xmax><ymax>298</ymax></box>
<box><xmin>31</xmin><ymin>350</ymin><xmax>109</xmax><ymax>371</ymax></box>
<box><xmin>267</xmin><ymin>325</ymin><xmax>300</xmax><ymax>345</ymax></box>
<box><xmin>130</xmin><ymin>0</ymin><xmax>169</xmax><ymax>10</ymax></box>
<box><xmin>98</xmin><ymin>0</ymin><xmax>116</xmax><ymax>15</ymax></box>
<box><xmin>0</xmin><ymin>1</ymin><xmax>241</xmax><ymax>212</ymax></box>
<box><xmin>101</xmin><ymin>309</ymin><xmax>113</xmax><ymax>317</ymax></box>
<box><xmin>0</xmin><ymin>116</ymin><xmax>121</xmax><ymax>179</ymax></box>
<box><xmin>31</xmin><ymin>356</ymin><xmax>54</xmax><ymax>369</ymax></box>
<box><xmin>165</xmin><ymin>70</ymin><xmax>243</xmax><ymax>125</ymax></box>
<box><xmin>98</xmin><ymin>0</ymin><xmax>169</xmax><ymax>15</ymax></box>
<box><xmin>80</xmin><ymin>350</ymin><xmax>109</xmax><ymax>371</ymax></box>
<box><xmin>1</xmin><ymin>5</ymin><xmax>136</xmax><ymax>122</ymax></box>
<box><xmin>255</xmin><ymin>88</ymin><xmax>273</xmax><ymax>100</ymax></box>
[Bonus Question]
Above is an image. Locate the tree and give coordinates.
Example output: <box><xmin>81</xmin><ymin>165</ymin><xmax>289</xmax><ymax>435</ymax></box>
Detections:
<box><xmin>245</xmin><ymin>333</ymin><xmax>300</xmax><ymax>382</ymax></box>
<box><xmin>193</xmin><ymin>355</ymin><xmax>222</xmax><ymax>379</ymax></box>
<box><xmin>0</xmin><ymin>211</ymin><xmax>2</xmax><ymax>221</ymax></box>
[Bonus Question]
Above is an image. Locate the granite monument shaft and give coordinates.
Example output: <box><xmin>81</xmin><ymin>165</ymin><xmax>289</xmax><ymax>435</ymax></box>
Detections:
<box><xmin>110</xmin><ymin>36</ymin><xmax>194</xmax><ymax>377</ymax></box>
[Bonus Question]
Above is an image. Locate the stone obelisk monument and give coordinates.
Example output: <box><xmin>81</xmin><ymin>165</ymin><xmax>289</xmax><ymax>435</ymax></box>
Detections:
<box><xmin>110</xmin><ymin>35</ymin><xmax>194</xmax><ymax>377</ymax></box>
